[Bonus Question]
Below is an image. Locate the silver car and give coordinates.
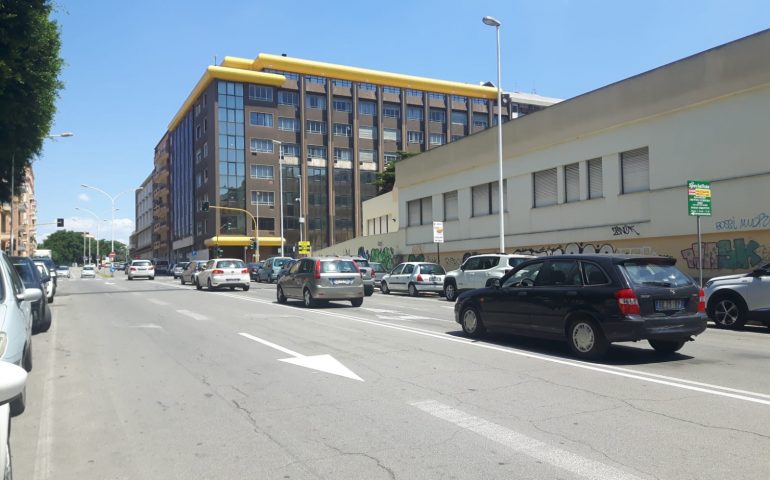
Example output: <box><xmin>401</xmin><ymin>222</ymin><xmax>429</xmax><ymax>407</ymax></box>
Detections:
<box><xmin>276</xmin><ymin>257</ymin><xmax>364</xmax><ymax>308</ymax></box>
<box><xmin>180</xmin><ymin>260</ymin><xmax>207</xmax><ymax>286</ymax></box>
<box><xmin>172</xmin><ymin>262</ymin><xmax>189</xmax><ymax>279</ymax></box>
<box><xmin>369</xmin><ymin>262</ymin><xmax>387</xmax><ymax>288</ymax></box>
<box><xmin>196</xmin><ymin>258</ymin><xmax>250</xmax><ymax>291</ymax></box>
<box><xmin>381</xmin><ymin>262</ymin><xmax>446</xmax><ymax>297</ymax></box>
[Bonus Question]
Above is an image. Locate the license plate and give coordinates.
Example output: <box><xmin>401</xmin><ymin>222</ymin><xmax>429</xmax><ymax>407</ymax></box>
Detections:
<box><xmin>227</xmin><ymin>278</ymin><xmax>240</xmax><ymax>282</ymax></box>
<box><xmin>655</xmin><ymin>299</ymin><xmax>685</xmax><ymax>311</ymax></box>
<box><xmin>333</xmin><ymin>279</ymin><xmax>352</xmax><ymax>285</ymax></box>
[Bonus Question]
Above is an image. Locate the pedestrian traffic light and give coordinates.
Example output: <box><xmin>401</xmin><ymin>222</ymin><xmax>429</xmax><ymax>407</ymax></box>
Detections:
<box><xmin>56</xmin><ymin>218</ymin><xmax>64</xmax><ymax>227</ymax></box>
<box><xmin>201</xmin><ymin>201</ymin><xmax>210</xmax><ymax>212</ymax></box>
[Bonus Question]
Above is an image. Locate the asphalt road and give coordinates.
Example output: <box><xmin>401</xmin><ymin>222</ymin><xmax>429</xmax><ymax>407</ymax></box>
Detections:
<box><xmin>11</xmin><ymin>271</ymin><xmax>770</xmax><ymax>479</ymax></box>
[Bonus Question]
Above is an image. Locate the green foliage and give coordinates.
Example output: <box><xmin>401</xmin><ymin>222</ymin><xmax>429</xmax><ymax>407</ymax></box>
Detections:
<box><xmin>0</xmin><ymin>1</ymin><xmax>64</xmax><ymax>203</ymax></box>
<box><xmin>38</xmin><ymin>230</ymin><xmax>127</xmax><ymax>264</ymax></box>
<box><xmin>374</xmin><ymin>151</ymin><xmax>418</xmax><ymax>195</ymax></box>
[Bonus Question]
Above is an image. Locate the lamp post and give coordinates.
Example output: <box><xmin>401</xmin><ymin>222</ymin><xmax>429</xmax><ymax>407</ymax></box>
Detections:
<box><xmin>80</xmin><ymin>184</ymin><xmax>137</xmax><ymax>260</ymax></box>
<box><xmin>273</xmin><ymin>140</ymin><xmax>286</xmax><ymax>257</ymax></box>
<box><xmin>76</xmin><ymin>207</ymin><xmax>107</xmax><ymax>265</ymax></box>
<box><xmin>483</xmin><ymin>15</ymin><xmax>505</xmax><ymax>253</ymax></box>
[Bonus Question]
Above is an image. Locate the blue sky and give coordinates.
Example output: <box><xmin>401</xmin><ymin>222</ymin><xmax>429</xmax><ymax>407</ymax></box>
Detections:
<box><xmin>36</xmin><ymin>0</ymin><xmax>770</xmax><ymax>244</ymax></box>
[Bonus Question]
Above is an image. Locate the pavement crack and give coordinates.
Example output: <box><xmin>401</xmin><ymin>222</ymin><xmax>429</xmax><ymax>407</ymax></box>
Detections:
<box><xmin>324</xmin><ymin>443</ymin><xmax>396</xmax><ymax>480</ymax></box>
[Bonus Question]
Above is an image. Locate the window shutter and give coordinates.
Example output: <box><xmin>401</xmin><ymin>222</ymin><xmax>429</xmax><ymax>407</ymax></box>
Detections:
<box><xmin>472</xmin><ymin>184</ymin><xmax>489</xmax><ymax>217</ymax></box>
<box><xmin>565</xmin><ymin>163</ymin><xmax>580</xmax><ymax>202</ymax></box>
<box><xmin>588</xmin><ymin>158</ymin><xmax>603</xmax><ymax>199</ymax></box>
<box><xmin>621</xmin><ymin>147</ymin><xmax>649</xmax><ymax>193</ymax></box>
<box><xmin>420</xmin><ymin>197</ymin><xmax>433</xmax><ymax>225</ymax></box>
<box><xmin>408</xmin><ymin>200</ymin><xmax>421</xmax><ymax>226</ymax></box>
<box><xmin>534</xmin><ymin>168</ymin><xmax>557</xmax><ymax>207</ymax></box>
<box><xmin>444</xmin><ymin>191</ymin><xmax>458</xmax><ymax>221</ymax></box>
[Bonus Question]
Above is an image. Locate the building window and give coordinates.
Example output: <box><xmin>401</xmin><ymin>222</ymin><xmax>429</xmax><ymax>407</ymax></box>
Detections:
<box><xmin>358</xmin><ymin>82</ymin><xmax>376</xmax><ymax>91</ymax></box>
<box><xmin>451</xmin><ymin>135</ymin><xmax>463</xmax><ymax>142</ymax></box>
<box><xmin>472</xmin><ymin>181</ymin><xmax>507</xmax><ymax>216</ymax></box>
<box><xmin>383</xmin><ymin>128</ymin><xmax>399</xmax><ymax>142</ymax></box>
<box><xmin>383</xmin><ymin>86</ymin><xmax>400</xmax><ymax>94</ymax></box>
<box><xmin>249</xmin><ymin>112</ymin><xmax>273</xmax><ymax>127</ymax></box>
<box><xmin>406</xmin><ymin>89</ymin><xmax>422</xmax><ymax>97</ymax></box>
<box><xmin>305</xmin><ymin>75</ymin><xmax>326</xmax><ymax>85</ymax></box>
<box><xmin>444</xmin><ymin>191</ymin><xmax>458</xmax><ymax>221</ymax></box>
<box><xmin>588</xmin><ymin>158</ymin><xmax>603</xmax><ymax>199</ymax></box>
<box><xmin>333</xmin><ymin>98</ymin><xmax>352</xmax><ymax>112</ymax></box>
<box><xmin>429</xmin><ymin>133</ymin><xmax>445</xmax><ymax>146</ymax></box>
<box><xmin>332</xmin><ymin>79</ymin><xmax>352</xmax><ymax>87</ymax></box>
<box><xmin>308</xmin><ymin>145</ymin><xmax>327</xmax><ymax>159</ymax></box>
<box><xmin>407</xmin><ymin>106</ymin><xmax>423</xmax><ymax>121</ymax></box>
<box><xmin>251</xmin><ymin>164</ymin><xmax>274</xmax><ymax>179</ymax></box>
<box><xmin>195</xmin><ymin>124</ymin><xmax>201</xmax><ymax>139</ymax></box>
<box><xmin>472</xmin><ymin>98</ymin><xmax>487</xmax><ymax>105</ymax></box>
<box><xmin>383</xmin><ymin>103</ymin><xmax>400</xmax><ymax>118</ymax></box>
<box><xmin>195</xmin><ymin>149</ymin><xmax>202</xmax><ymax>163</ymax></box>
<box><xmin>305</xmin><ymin>94</ymin><xmax>326</xmax><ymax>110</ymax></box>
<box><xmin>407</xmin><ymin>131</ymin><xmax>423</xmax><ymax>144</ymax></box>
<box><xmin>334</xmin><ymin>148</ymin><xmax>352</xmax><ymax>161</ymax></box>
<box><xmin>249</xmin><ymin>85</ymin><xmax>273</xmax><ymax>101</ymax></box>
<box><xmin>306</xmin><ymin>120</ymin><xmax>327</xmax><ymax>135</ymax></box>
<box><xmin>278</xmin><ymin>90</ymin><xmax>298</xmax><ymax>106</ymax></box>
<box><xmin>384</xmin><ymin>152</ymin><xmax>398</xmax><ymax>163</ymax></box>
<box><xmin>265</xmin><ymin>69</ymin><xmax>299</xmax><ymax>80</ymax></box>
<box><xmin>473</xmin><ymin>113</ymin><xmax>488</xmax><ymax>128</ymax></box>
<box><xmin>333</xmin><ymin>123</ymin><xmax>352</xmax><ymax>137</ymax></box>
<box><xmin>565</xmin><ymin>163</ymin><xmax>580</xmax><ymax>203</ymax></box>
<box><xmin>278</xmin><ymin>117</ymin><xmax>299</xmax><ymax>131</ymax></box>
<box><xmin>429</xmin><ymin>108</ymin><xmax>445</xmax><ymax>123</ymax></box>
<box><xmin>451</xmin><ymin>95</ymin><xmax>466</xmax><ymax>104</ymax></box>
<box><xmin>428</xmin><ymin>93</ymin><xmax>445</xmax><ymax>101</ymax></box>
<box><xmin>621</xmin><ymin>147</ymin><xmax>649</xmax><ymax>193</ymax></box>
<box><xmin>258</xmin><ymin>217</ymin><xmax>275</xmax><ymax>230</ymax></box>
<box><xmin>359</xmin><ymin>101</ymin><xmax>376</xmax><ymax>116</ymax></box>
<box><xmin>533</xmin><ymin>168</ymin><xmax>557</xmax><ymax>208</ymax></box>
<box><xmin>203</xmin><ymin>118</ymin><xmax>208</xmax><ymax>133</ymax></box>
<box><xmin>359</xmin><ymin>149</ymin><xmax>376</xmax><ymax>162</ymax></box>
<box><xmin>408</xmin><ymin>196</ymin><xmax>432</xmax><ymax>226</ymax></box>
<box><xmin>280</xmin><ymin>143</ymin><xmax>299</xmax><ymax>157</ymax></box>
<box><xmin>451</xmin><ymin>111</ymin><xmax>467</xmax><ymax>125</ymax></box>
<box><xmin>359</xmin><ymin>125</ymin><xmax>377</xmax><ymax>140</ymax></box>
<box><xmin>251</xmin><ymin>191</ymin><xmax>274</xmax><ymax>205</ymax></box>
<box><xmin>250</xmin><ymin>138</ymin><xmax>273</xmax><ymax>153</ymax></box>
<box><xmin>203</xmin><ymin>142</ymin><xmax>208</xmax><ymax>157</ymax></box>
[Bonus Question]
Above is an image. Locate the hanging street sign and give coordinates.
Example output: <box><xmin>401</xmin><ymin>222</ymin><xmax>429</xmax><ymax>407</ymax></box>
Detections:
<box><xmin>687</xmin><ymin>180</ymin><xmax>712</xmax><ymax>216</ymax></box>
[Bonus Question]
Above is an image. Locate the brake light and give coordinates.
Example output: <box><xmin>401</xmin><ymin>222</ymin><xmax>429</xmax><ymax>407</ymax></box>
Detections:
<box><xmin>212</xmin><ymin>269</ymin><xmax>224</xmax><ymax>275</ymax></box>
<box><xmin>241</xmin><ymin>268</ymin><xmax>249</xmax><ymax>274</ymax></box>
<box><xmin>416</xmin><ymin>274</ymin><xmax>423</xmax><ymax>282</ymax></box>
<box><xmin>351</xmin><ymin>261</ymin><xmax>362</xmax><ymax>277</ymax></box>
<box><xmin>615</xmin><ymin>289</ymin><xmax>640</xmax><ymax>315</ymax></box>
<box><xmin>314</xmin><ymin>259</ymin><xmax>321</xmax><ymax>280</ymax></box>
<box><xmin>697</xmin><ymin>288</ymin><xmax>706</xmax><ymax>313</ymax></box>
<box><xmin>130</xmin><ymin>267</ymin><xmax>136</xmax><ymax>272</ymax></box>
<box><xmin>148</xmin><ymin>266</ymin><xmax>154</xmax><ymax>270</ymax></box>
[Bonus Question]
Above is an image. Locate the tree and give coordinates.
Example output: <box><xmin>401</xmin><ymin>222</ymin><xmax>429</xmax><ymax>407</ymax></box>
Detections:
<box><xmin>374</xmin><ymin>151</ymin><xmax>417</xmax><ymax>195</ymax></box>
<box><xmin>0</xmin><ymin>1</ymin><xmax>64</xmax><ymax>203</ymax></box>
<box><xmin>37</xmin><ymin>230</ymin><xmax>86</xmax><ymax>265</ymax></box>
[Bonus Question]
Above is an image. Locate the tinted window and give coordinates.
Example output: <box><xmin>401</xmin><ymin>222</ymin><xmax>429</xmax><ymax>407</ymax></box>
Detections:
<box><xmin>216</xmin><ymin>260</ymin><xmax>245</xmax><ymax>268</ymax></box>
<box><xmin>274</xmin><ymin>258</ymin><xmax>289</xmax><ymax>267</ymax></box>
<box><xmin>403</xmin><ymin>264</ymin><xmax>415</xmax><ymax>274</ymax></box>
<box><xmin>621</xmin><ymin>262</ymin><xmax>694</xmax><ymax>288</ymax></box>
<box><xmin>582</xmin><ymin>262</ymin><xmax>609</xmax><ymax>285</ymax></box>
<box><xmin>134</xmin><ymin>260</ymin><xmax>152</xmax><ymax>266</ymax></box>
<box><xmin>503</xmin><ymin>261</ymin><xmax>544</xmax><ymax>288</ymax></box>
<box><xmin>540</xmin><ymin>261</ymin><xmax>583</xmax><ymax>286</ymax></box>
<box><xmin>321</xmin><ymin>260</ymin><xmax>358</xmax><ymax>273</ymax></box>
<box><xmin>289</xmin><ymin>261</ymin><xmax>301</xmax><ymax>274</ymax></box>
<box><xmin>354</xmin><ymin>259</ymin><xmax>370</xmax><ymax>268</ymax></box>
<box><xmin>477</xmin><ymin>257</ymin><xmax>497</xmax><ymax>270</ymax></box>
<box><xmin>4</xmin><ymin>255</ymin><xmax>25</xmax><ymax>295</ymax></box>
<box><xmin>391</xmin><ymin>264</ymin><xmax>405</xmax><ymax>275</ymax></box>
<box><xmin>508</xmin><ymin>258</ymin><xmax>527</xmax><ymax>268</ymax></box>
<box><xmin>419</xmin><ymin>264</ymin><xmax>445</xmax><ymax>275</ymax></box>
<box><xmin>463</xmin><ymin>257</ymin><xmax>481</xmax><ymax>271</ymax></box>
<box><xmin>13</xmin><ymin>262</ymin><xmax>39</xmax><ymax>288</ymax></box>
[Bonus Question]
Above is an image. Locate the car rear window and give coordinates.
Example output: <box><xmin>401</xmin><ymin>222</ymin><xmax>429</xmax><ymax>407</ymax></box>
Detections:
<box><xmin>370</xmin><ymin>263</ymin><xmax>385</xmax><ymax>273</ymax></box>
<box><xmin>621</xmin><ymin>262</ymin><xmax>694</xmax><ymax>288</ymax></box>
<box><xmin>321</xmin><ymin>260</ymin><xmax>358</xmax><ymax>273</ymax></box>
<box><xmin>354</xmin><ymin>259</ymin><xmax>370</xmax><ymax>268</ymax></box>
<box><xmin>84</xmin><ymin>266</ymin><xmax>94</xmax><ymax>271</ymax></box>
<box><xmin>216</xmin><ymin>260</ymin><xmax>245</xmax><ymax>268</ymax></box>
<box><xmin>508</xmin><ymin>258</ymin><xmax>527</xmax><ymax>268</ymax></box>
<box><xmin>134</xmin><ymin>261</ymin><xmax>151</xmax><ymax>266</ymax></box>
<box><xmin>419</xmin><ymin>264</ymin><xmax>445</xmax><ymax>275</ymax></box>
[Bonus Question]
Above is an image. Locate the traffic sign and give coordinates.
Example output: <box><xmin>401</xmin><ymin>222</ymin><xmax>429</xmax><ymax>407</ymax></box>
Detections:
<box><xmin>433</xmin><ymin>221</ymin><xmax>444</xmax><ymax>243</ymax></box>
<box><xmin>687</xmin><ymin>180</ymin><xmax>712</xmax><ymax>216</ymax></box>
<box><xmin>298</xmin><ymin>241</ymin><xmax>311</xmax><ymax>255</ymax></box>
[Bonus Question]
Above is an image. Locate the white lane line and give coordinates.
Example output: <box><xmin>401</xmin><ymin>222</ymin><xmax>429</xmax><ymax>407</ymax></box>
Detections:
<box><xmin>105</xmin><ymin>282</ymin><xmax>115</xmax><ymax>285</ymax></box>
<box><xmin>148</xmin><ymin>298</ymin><xmax>169</xmax><ymax>306</ymax></box>
<box><xmin>33</xmin><ymin>313</ymin><xmax>57</xmax><ymax>480</ymax></box>
<box><xmin>129</xmin><ymin>323</ymin><xmax>164</xmax><ymax>329</ymax></box>
<box><xmin>175</xmin><ymin>309</ymin><xmax>208</xmax><ymax>321</ymax></box>
<box><xmin>411</xmin><ymin>400</ymin><xmax>644</xmax><ymax>480</ymax></box>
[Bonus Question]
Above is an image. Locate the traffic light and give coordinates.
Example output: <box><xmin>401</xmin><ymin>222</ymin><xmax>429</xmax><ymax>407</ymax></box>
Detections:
<box><xmin>56</xmin><ymin>218</ymin><xmax>64</xmax><ymax>227</ymax></box>
<box><xmin>249</xmin><ymin>239</ymin><xmax>257</xmax><ymax>250</ymax></box>
<box><xmin>201</xmin><ymin>201</ymin><xmax>210</xmax><ymax>212</ymax></box>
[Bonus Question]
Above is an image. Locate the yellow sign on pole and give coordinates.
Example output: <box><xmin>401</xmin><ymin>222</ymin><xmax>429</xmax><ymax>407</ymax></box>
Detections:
<box><xmin>298</xmin><ymin>241</ymin><xmax>311</xmax><ymax>255</ymax></box>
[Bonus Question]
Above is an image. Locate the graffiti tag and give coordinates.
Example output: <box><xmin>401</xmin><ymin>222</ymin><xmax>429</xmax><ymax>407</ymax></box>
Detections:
<box><xmin>714</xmin><ymin>213</ymin><xmax>770</xmax><ymax>231</ymax></box>
<box><xmin>680</xmin><ymin>238</ymin><xmax>764</xmax><ymax>270</ymax></box>
<box><xmin>611</xmin><ymin>224</ymin><xmax>640</xmax><ymax>236</ymax></box>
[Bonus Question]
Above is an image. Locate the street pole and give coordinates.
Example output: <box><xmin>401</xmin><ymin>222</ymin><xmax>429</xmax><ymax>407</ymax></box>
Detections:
<box><xmin>9</xmin><ymin>153</ymin><xmax>14</xmax><ymax>255</ymax></box>
<box><xmin>697</xmin><ymin>216</ymin><xmax>703</xmax><ymax>288</ymax></box>
<box><xmin>83</xmin><ymin>232</ymin><xmax>86</xmax><ymax>264</ymax></box>
<box><xmin>483</xmin><ymin>16</ymin><xmax>505</xmax><ymax>253</ymax></box>
<box><xmin>80</xmin><ymin>184</ymin><xmax>133</xmax><ymax>261</ymax></box>
<box><xmin>273</xmin><ymin>140</ymin><xmax>285</xmax><ymax>257</ymax></box>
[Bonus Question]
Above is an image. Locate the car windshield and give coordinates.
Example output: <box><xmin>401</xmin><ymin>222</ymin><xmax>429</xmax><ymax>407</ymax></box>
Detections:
<box><xmin>321</xmin><ymin>260</ymin><xmax>358</xmax><ymax>273</ymax></box>
<box><xmin>216</xmin><ymin>260</ymin><xmax>245</xmax><ymax>268</ymax></box>
<box><xmin>177</xmin><ymin>262</ymin><xmax>189</xmax><ymax>268</ymax></box>
<box><xmin>273</xmin><ymin>258</ymin><xmax>289</xmax><ymax>267</ymax></box>
<box><xmin>83</xmin><ymin>266</ymin><xmax>94</xmax><ymax>271</ymax></box>
<box><xmin>58</xmin><ymin>266</ymin><xmax>69</xmax><ymax>270</ymax></box>
<box><xmin>621</xmin><ymin>262</ymin><xmax>694</xmax><ymax>288</ymax></box>
<box><xmin>418</xmin><ymin>264</ymin><xmax>445</xmax><ymax>275</ymax></box>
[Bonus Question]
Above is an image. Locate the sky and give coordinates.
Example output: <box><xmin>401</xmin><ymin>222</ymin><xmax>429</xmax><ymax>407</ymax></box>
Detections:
<box><xmin>35</xmin><ymin>0</ymin><xmax>770</xmax><ymax>245</ymax></box>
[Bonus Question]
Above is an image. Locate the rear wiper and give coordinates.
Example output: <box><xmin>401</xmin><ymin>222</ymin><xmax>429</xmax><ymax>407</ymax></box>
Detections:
<box><xmin>642</xmin><ymin>281</ymin><xmax>673</xmax><ymax>287</ymax></box>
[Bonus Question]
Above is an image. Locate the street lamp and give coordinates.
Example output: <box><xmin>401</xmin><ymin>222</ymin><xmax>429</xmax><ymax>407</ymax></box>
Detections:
<box><xmin>272</xmin><ymin>140</ymin><xmax>286</xmax><ymax>257</ymax></box>
<box><xmin>482</xmin><ymin>15</ymin><xmax>506</xmax><ymax>253</ymax></box>
<box><xmin>80</xmin><ymin>184</ymin><xmax>139</xmax><ymax>260</ymax></box>
<box><xmin>76</xmin><ymin>207</ymin><xmax>107</xmax><ymax>265</ymax></box>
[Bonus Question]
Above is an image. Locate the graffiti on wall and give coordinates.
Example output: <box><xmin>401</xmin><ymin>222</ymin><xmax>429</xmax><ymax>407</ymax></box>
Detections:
<box><xmin>512</xmin><ymin>242</ymin><xmax>655</xmax><ymax>256</ymax></box>
<box><xmin>680</xmin><ymin>238</ymin><xmax>769</xmax><ymax>270</ymax></box>
<box><xmin>714</xmin><ymin>213</ymin><xmax>770</xmax><ymax>231</ymax></box>
<box><xmin>611</xmin><ymin>224</ymin><xmax>640</xmax><ymax>236</ymax></box>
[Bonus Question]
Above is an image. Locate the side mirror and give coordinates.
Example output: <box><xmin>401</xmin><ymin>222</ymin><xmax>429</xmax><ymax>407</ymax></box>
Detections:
<box><xmin>0</xmin><ymin>362</ymin><xmax>27</xmax><ymax>405</ymax></box>
<box><xmin>460</xmin><ymin>264</ymin><xmax>466</xmax><ymax>271</ymax></box>
<box><xmin>490</xmin><ymin>278</ymin><xmax>501</xmax><ymax>288</ymax></box>
<box><xmin>42</xmin><ymin>275</ymin><xmax>51</xmax><ymax>283</ymax></box>
<box><xmin>18</xmin><ymin>288</ymin><xmax>43</xmax><ymax>303</ymax></box>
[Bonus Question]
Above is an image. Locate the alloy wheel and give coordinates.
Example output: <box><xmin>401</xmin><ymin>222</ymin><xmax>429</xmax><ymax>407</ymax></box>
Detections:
<box><xmin>714</xmin><ymin>299</ymin><xmax>740</xmax><ymax>327</ymax></box>
<box><xmin>572</xmin><ymin>323</ymin><xmax>595</xmax><ymax>353</ymax></box>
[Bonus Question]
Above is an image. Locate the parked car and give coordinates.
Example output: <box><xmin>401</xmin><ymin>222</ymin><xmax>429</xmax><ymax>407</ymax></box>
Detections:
<box><xmin>275</xmin><ymin>259</ymin><xmax>297</xmax><ymax>282</ymax></box>
<box><xmin>455</xmin><ymin>254</ymin><xmax>707</xmax><ymax>359</ymax></box>
<box><xmin>172</xmin><ymin>262</ymin><xmax>190</xmax><ymax>279</ymax></box>
<box><xmin>197</xmin><ymin>258</ymin><xmax>250</xmax><ymax>291</ymax></box>
<box><xmin>704</xmin><ymin>261</ymin><xmax>770</xmax><ymax>329</ymax></box>
<box><xmin>276</xmin><ymin>257</ymin><xmax>364</xmax><ymax>307</ymax></box>
<box><xmin>369</xmin><ymin>262</ymin><xmax>387</xmax><ymax>289</ymax></box>
<box><xmin>56</xmin><ymin>265</ymin><xmax>71</xmax><ymax>278</ymax></box>
<box><xmin>180</xmin><ymin>260</ymin><xmax>208</xmax><ymax>286</ymax></box>
<box><xmin>1</xmin><ymin>362</ymin><xmax>28</xmax><ymax>480</ymax></box>
<box><xmin>349</xmin><ymin>257</ymin><xmax>375</xmax><ymax>296</ymax></box>
<box><xmin>12</xmin><ymin>257</ymin><xmax>52</xmax><ymax>333</ymax></box>
<box><xmin>246</xmin><ymin>262</ymin><xmax>263</xmax><ymax>281</ymax></box>
<box><xmin>127</xmin><ymin>260</ymin><xmax>155</xmax><ymax>280</ymax></box>
<box><xmin>0</xmin><ymin>250</ymin><xmax>42</xmax><ymax>415</ymax></box>
<box><xmin>154</xmin><ymin>260</ymin><xmax>171</xmax><ymax>276</ymax></box>
<box><xmin>258</xmin><ymin>256</ymin><xmax>292</xmax><ymax>283</ymax></box>
<box><xmin>34</xmin><ymin>262</ymin><xmax>55</xmax><ymax>303</ymax></box>
<box><xmin>114</xmin><ymin>262</ymin><xmax>127</xmax><ymax>271</ymax></box>
<box><xmin>381</xmin><ymin>262</ymin><xmax>446</xmax><ymax>297</ymax></box>
<box><xmin>443</xmin><ymin>253</ymin><xmax>535</xmax><ymax>301</ymax></box>
<box><xmin>81</xmin><ymin>264</ymin><xmax>96</xmax><ymax>278</ymax></box>
<box><xmin>34</xmin><ymin>259</ymin><xmax>56</xmax><ymax>298</ymax></box>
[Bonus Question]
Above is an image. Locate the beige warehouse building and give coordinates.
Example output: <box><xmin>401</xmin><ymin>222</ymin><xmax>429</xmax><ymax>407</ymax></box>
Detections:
<box><xmin>318</xmin><ymin>29</ymin><xmax>770</xmax><ymax>280</ymax></box>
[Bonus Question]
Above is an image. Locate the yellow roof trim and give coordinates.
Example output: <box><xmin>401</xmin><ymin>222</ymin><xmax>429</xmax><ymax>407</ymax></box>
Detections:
<box><xmin>203</xmin><ymin>235</ymin><xmax>286</xmax><ymax>247</ymax></box>
<box><xmin>167</xmin><ymin>66</ymin><xmax>285</xmax><ymax>131</ymax></box>
<box><xmin>222</xmin><ymin>53</ymin><xmax>499</xmax><ymax>99</ymax></box>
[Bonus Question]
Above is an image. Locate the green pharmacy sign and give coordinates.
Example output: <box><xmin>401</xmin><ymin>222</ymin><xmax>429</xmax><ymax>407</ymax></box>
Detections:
<box><xmin>687</xmin><ymin>180</ymin><xmax>711</xmax><ymax>216</ymax></box>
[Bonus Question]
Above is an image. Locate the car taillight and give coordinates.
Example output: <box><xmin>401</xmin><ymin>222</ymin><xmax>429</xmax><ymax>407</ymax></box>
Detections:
<box><xmin>416</xmin><ymin>274</ymin><xmax>423</xmax><ymax>282</ymax></box>
<box><xmin>697</xmin><ymin>288</ymin><xmax>706</xmax><ymax>313</ymax></box>
<box><xmin>241</xmin><ymin>268</ymin><xmax>249</xmax><ymax>274</ymax></box>
<box><xmin>212</xmin><ymin>269</ymin><xmax>224</xmax><ymax>275</ymax></box>
<box><xmin>130</xmin><ymin>267</ymin><xmax>136</xmax><ymax>271</ymax></box>
<box><xmin>314</xmin><ymin>260</ymin><xmax>321</xmax><ymax>279</ymax></box>
<box><xmin>148</xmin><ymin>266</ymin><xmax>154</xmax><ymax>270</ymax></box>
<box><xmin>615</xmin><ymin>288</ymin><xmax>640</xmax><ymax>315</ymax></box>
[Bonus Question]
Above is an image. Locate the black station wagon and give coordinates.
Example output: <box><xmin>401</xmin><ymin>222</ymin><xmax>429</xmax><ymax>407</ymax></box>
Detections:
<box><xmin>454</xmin><ymin>255</ymin><xmax>708</xmax><ymax>359</ymax></box>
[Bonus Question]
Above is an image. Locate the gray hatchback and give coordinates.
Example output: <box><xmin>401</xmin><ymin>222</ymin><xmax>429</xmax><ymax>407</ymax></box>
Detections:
<box><xmin>276</xmin><ymin>257</ymin><xmax>364</xmax><ymax>308</ymax></box>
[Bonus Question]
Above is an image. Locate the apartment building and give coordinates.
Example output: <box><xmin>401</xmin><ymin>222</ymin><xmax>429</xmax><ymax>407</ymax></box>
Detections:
<box><xmin>161</xmin><ymin>54</ymin><xmax>558</xmax><ymax>261</ymax></box>
<box><xmin>152</xmin><ymin>133</ymin><xmax>171</xmax><ymax>261</ymax></box>
<box><xmin>1</xmin><ymin>166</ymin><xmax>37</xmax><ymax>256</ymax></box>
<box><xmin>132</xmin><ymin>174</ymin><xmax>154</xmax><ymax>260</ymax></box>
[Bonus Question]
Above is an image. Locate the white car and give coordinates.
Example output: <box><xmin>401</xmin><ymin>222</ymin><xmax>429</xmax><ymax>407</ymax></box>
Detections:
<box><xmin>81</xmin><ymin>264</ymin><xmax>96</xmax><ymax>278</ymax></box>
<box><xmin>442</xmin><ymin>254</ymin><xmax>535</xmax><ymax>301</ymax></box>
<box><xmin>127</xmin><ymin>260</ymin><xmax>155</xmax><ymax>280</ymax></box>
<box><xmin>704</xmin><ymin>261</ymin><xmax>770</xmax><ymax>329</ymax></box>
<box><xmin>196</xmin><ymin>258</ymin><xmax>250</xmax><ymax>291</ymax></box>
<box><xmin>34</xmin><ymin>262</ymin><xmax>55</xmax><ymax>303</ymax></box>
<box><xmin>56</xmin><ymin>265</ymin><xmax>71</xmax><ymax>278</ymax></box>
<box><xmin>1</xmin><ymin>362</ymin><xmax>28</xmax><ymax>480</ymax></box>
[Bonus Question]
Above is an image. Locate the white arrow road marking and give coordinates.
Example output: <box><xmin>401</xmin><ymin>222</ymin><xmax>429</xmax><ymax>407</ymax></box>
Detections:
<box><xmin>411</xmin><ymin>400</ymin><xmax>644</xmax><ymax>480</ymax></box>
<box><xmin>238</xmin><ymin>332</ymin><xmax>363</xmax><ymax>381</ymax></box>
<box><xmin>176</xmin><ymin>309</ymin><xmax>208</xmax><ymax>321</ymax></box>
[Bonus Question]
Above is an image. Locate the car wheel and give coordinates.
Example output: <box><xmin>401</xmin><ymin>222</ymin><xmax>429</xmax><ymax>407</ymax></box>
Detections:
<box><xmin>150</xmin><ymin>276</ymin><xmax>155</xmax><ymax>280</ymax></box>
<box><xmin>460</xmin><ymin>306</ymin><xmax>486</xmax><ymax>338</ymax></box>
<box><xmin>22</xmin><ymin>342</ymin><xmax>32</xmax><ymax>373</ymax></box>
<box><xmin>128</xmin><ymin>276</ymin><xmax>133</xmax><ymax>281</ymax></box>
<box><xmin>9</xmin><ymin>384</ymin><xmax>26</xmax><ymax>417</ymax></box>
<box><xmin>277</xmin><ymin>286</ymin><xmax>287</xmax><ymax>304</ymax></box>
<box><xmin>381</xmin><ymin>282</ymin><xmax>390</xmax><ymax>295</ymax></box>
<box><xmin>408</xmin><ymin>283</ymin><xmax>418</xmax><ymax>297</ymax></box>
<box><xmin>196</xmin><ymin>279</ymin><xmax>202</xmax><ymax>291</ymax></box>
<box><xmin>47</xmin><ymin>295</ymin><xmax>54</xmax><ymax>304</ymax></box>
<box><xmin>207</xmin><ymin>279</ymin><xmax>214</xmax><ymax>291</ymax></box>
<box><xmin>243</xmin><ymin>285</ymin><xmax>250</xmax><ymax>291</ymax></box>
<box><xmin>710</xmin><ymin>295</ymin><xmax>747</xmax><ymax>329</ymax></box>
<box><xmin>567</xmin><ymin>317</ymin><xmax>609</xmax><ymax>360</ymax></box>
<box><xmin>303</xmin><ymin>288</ymin><xmax>316</xmax><ymax>308</ymax></box>
<box><xmin>229</xmin><ymin>286</ymin><xmax>236</xmax><ymax>291</ymax></box>
<box><xmin>364</xmin><ymin>286</ymin><xmax>374</xmax><ymax>297</ymax></box>
<box><xmin>444</xmin><ymin>282</ymin><xmax>457</xmax><ymax>302</ymax></box>
<box><xmin>648</xmin><ymin>339</ymin><xmax>686</xmax><ymax>354</ymax></box>
<box><xmin>180</xmin><ymin>277</ymin><xmax>186</xmax><ymax>285</ymax></box>
<box><xmin>350</xmin><ymin>298</ymin><xmax>363</xmax><ymax>307</ymax></box>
